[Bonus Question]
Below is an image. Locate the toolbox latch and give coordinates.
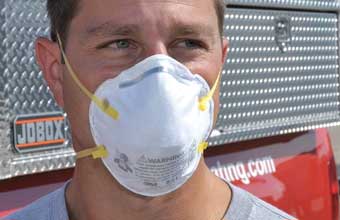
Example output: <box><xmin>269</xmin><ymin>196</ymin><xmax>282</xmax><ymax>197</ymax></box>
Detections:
<box><xmin>275</xmin><ymin>17</ymin><xmax>291</xmax><ymax>53</ymax></box>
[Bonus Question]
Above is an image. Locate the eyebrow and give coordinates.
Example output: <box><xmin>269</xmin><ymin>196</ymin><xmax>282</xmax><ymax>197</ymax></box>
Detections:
<box><xmin>171</xmin><ymin>23</ymin><xmax>216</xmax><ymax>38</ymax></box>
<box><xmin>85</xmin><ymin>22</ymin><xmax>140</xmax><ymax>38</ymax></box>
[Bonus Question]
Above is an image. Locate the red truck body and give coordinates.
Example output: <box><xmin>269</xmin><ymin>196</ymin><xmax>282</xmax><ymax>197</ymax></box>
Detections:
<box><xmin>206</xmin><ymin>128</ymin><xmax>339</xmax><ymax>220</ymax></box>
<box><xmin>1</xmin><ymin>128</ymin><xmax>338</xmax><ymax>220</ymax></box>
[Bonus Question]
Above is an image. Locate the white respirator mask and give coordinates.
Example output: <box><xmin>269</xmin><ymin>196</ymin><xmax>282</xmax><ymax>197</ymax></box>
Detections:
<box><xmin>57</xmin><ymin>34</ymin><xmax>219</xmax><ymax>197</ymax></box>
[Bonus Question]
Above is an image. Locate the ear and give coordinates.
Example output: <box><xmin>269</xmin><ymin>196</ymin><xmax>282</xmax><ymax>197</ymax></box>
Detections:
<box><xmin>221</xmin><ymin>37</ymin><xmax>229</xmax><ymax>64</ymax></box>
<box><xmin>35</xmin><ymin>37</ymin><xmax>64</xmax><ymax>107</ymax></box>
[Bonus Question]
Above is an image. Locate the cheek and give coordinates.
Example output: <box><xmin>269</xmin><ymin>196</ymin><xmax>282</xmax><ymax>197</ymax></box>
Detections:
<box><xmin>186</xmin><ymin>57</ymin><xmax>221</xmax><ymax>125</ymax></box>
<box><xmin>63</xmin><ymin>79</ymin><xmax>90</xmax><ymax>116</ymax></box>
<box><xmin>186</xmin><ymin>55</ymin><xmax>221</xmax><ymax>84</ymax></box>
<box><xmin>62</xmin><ymin>71</ymin><xmax>96</xmax><ymax>149</ymax></box>
<box><xmin>212</xmin><ymin>85</ymin><xmax>220</xmax><ymax>126</ymax></box>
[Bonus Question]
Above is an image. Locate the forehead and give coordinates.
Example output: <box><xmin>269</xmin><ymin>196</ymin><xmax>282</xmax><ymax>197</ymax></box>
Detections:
<box><xmin>72</xmin><ymin>0</ymin><xmax>219</xmax><ymax>35</ymax></box>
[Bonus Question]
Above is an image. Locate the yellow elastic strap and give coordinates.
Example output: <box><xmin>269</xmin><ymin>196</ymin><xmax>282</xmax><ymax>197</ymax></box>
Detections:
<box><xmin>76</xmin><ymin>145</ymin><xmax>109</xmax><ymax>160</ymax></box>
<box><xmin>197</xmin><ymin>141</ymin><xmax>209</xmax><ymax>153</ymax></box>
<box><xmin>199</xmin><ymin>72</ymin><xmax>221</xmax><ymax>111</ymax></box>
<box><xmin>56</xmin><ymin>33</ymin><xmax>119</xmax><ymax>120</ymax></box>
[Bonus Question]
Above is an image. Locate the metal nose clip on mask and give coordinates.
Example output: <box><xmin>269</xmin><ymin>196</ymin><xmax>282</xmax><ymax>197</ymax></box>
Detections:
<box><xmin>57</xmin><ymin>33</ymin><xmax>220</xmax><ymax>197</ymax></box>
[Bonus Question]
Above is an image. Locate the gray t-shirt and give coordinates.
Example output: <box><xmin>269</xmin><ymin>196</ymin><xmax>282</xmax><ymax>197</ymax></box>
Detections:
<box><xmin>3</xmin><ymin>181</ymin><xmax>297</xmax><ymax>220</ymax></box>
<box><xmin>225</xmin><ymin>184</ymin><xmax>297</xmax><ymax>220</ymax></box>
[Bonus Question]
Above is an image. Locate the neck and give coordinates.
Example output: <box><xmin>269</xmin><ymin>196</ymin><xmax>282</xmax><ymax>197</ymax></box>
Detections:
<box><xmin>65</xmin><ymin>157</ymin><xmax>231</xmax><ymax>220</ymax></box>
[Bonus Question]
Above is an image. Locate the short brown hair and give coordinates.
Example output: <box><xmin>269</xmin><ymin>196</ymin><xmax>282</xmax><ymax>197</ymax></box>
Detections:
<box><xmin>47</xmin><ymin>0</ymin><xmax>79</xmax><ymax>43</ymax></box>
<box><xmin>47</xmin><ymin>0</ymin><xmax>225</xmax><ymax>43</ymax></box>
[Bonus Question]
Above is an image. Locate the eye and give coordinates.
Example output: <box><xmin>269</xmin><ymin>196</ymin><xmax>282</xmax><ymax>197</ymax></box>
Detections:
<box><xmin>113</xmin><ymin>39</ymin><xmax>130</xmax><ymax>49</ymax></box>
<box><xmin>177</xmin><ymin>39</ymin><xmax>204</xmax><ymax>49</ymax></box>
<box><xmin>98</xmin><ymin>39</ymin><xmax>133</xmax><ymax>50</ymax></box>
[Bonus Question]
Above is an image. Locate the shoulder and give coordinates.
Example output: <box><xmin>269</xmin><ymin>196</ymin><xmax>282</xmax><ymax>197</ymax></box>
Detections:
<box><xmin>225</xmin><ymin>183</ymin><xmax>297</xmax><ymax>220</ymax></box>
<box><xmin>2</xmin><ymin>184</ymin><xmax>69</xmax><ymax>220</ymax></box>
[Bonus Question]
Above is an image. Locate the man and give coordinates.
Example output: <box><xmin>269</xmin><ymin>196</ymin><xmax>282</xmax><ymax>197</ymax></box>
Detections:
<box><xmin>5</xmin><ymin>0</ymin><xmax>297</xmax><ymax>219</ymax></box>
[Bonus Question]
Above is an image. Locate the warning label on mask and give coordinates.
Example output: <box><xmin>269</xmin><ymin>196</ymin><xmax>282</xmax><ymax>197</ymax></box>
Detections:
<box><xmin>134</xmin><ymin>148</ymin><xmax>196</xmax><ymax>187</ymax></box>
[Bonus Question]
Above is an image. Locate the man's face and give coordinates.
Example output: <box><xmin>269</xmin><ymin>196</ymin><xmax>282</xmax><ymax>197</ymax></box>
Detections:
<box><xmin>39</xmin><ymin>0</ymin><xmax>228</xmax><ymax>149</ymax></box>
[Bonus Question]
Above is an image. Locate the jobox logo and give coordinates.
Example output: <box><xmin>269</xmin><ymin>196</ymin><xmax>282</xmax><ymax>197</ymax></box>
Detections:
<box><xmin>13</xmin><ymin>112</ymin><xmax>67</xmax><ymax>153</ymax></box>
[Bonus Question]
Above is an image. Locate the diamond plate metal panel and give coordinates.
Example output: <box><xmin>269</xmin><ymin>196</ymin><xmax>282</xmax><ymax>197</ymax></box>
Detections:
<box><xmin>208</xmin><ymin>8</ymin><xmax>340</xmax><ymax>145</ymax></box>
<box><xmin>226</xmin><ymin>0</ymin><xmax>340</xmax><ymax>11</ymax></box>
<box><xmin>0</xmin><ymin>0</ymin><xmax>11</xmax><ymax>180</ymax></box>
<box><xmin>0</xmin><ymin>0</ymin><xmax>75</xmax><ymax>180</ymax></box>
